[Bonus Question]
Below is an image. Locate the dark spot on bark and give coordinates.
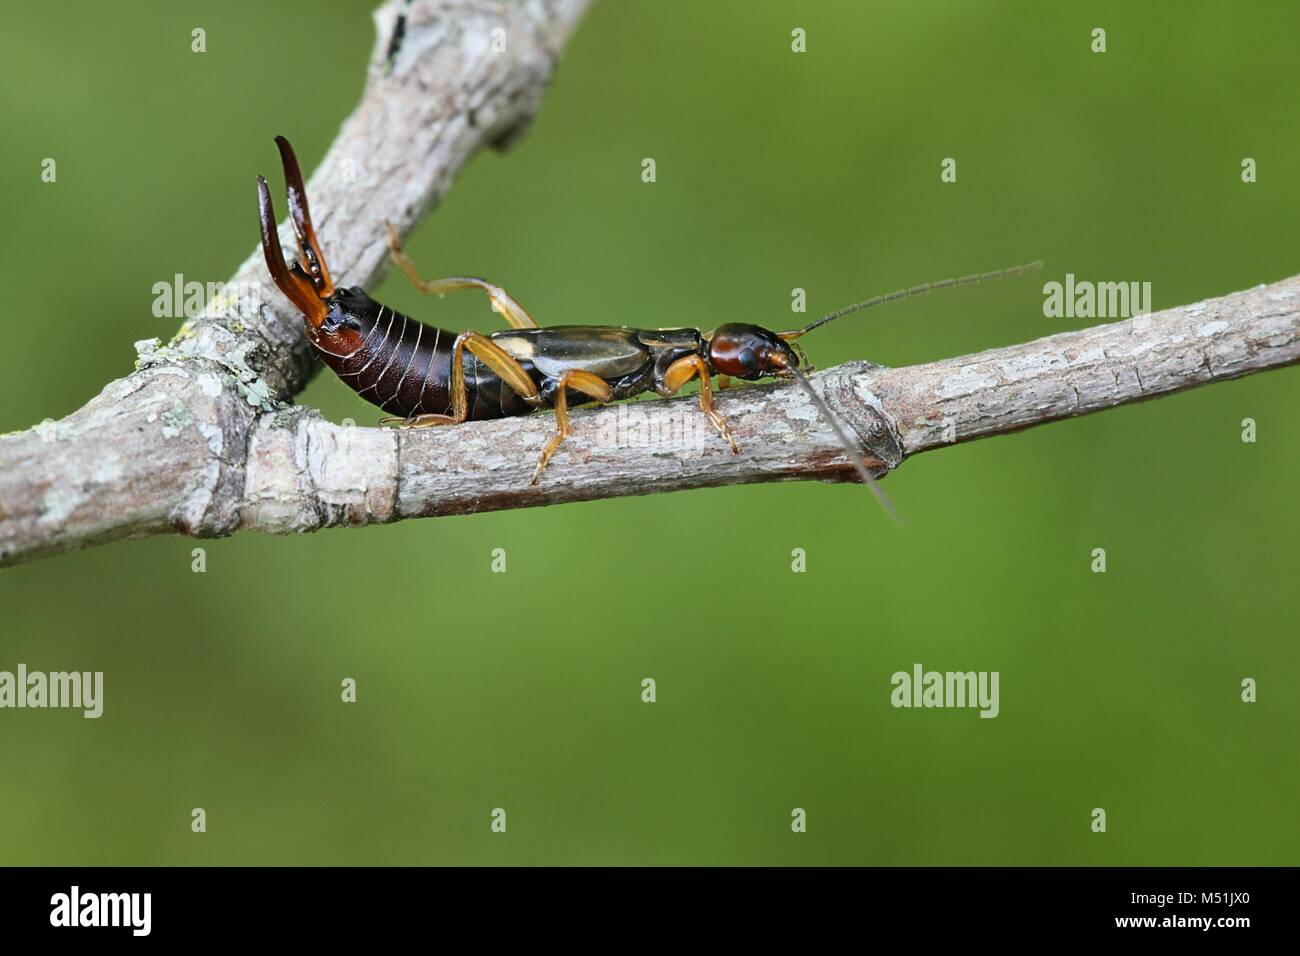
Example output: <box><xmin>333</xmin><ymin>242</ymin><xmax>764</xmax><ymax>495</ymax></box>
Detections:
<box><xmin>384</xmin><ymin>9</ymin><xmax>408</xmax><ymax>73</ymax></box>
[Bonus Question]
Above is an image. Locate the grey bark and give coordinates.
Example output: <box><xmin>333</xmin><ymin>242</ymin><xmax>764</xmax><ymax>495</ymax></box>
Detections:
<box><xmin>1</xmin><ymin>0</ymin><xmax>1297</xmax><ymax>567</ymax></box>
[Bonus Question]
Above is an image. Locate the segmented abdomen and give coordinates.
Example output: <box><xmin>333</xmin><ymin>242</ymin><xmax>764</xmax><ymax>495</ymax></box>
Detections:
<box><xmin>312</xmin><ymin>306</ymin><xmax>533</xmax><ymax>422</ymax></box>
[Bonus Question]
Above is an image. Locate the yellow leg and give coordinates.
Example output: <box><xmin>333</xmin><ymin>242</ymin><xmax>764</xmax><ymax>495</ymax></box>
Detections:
<box><xmin>662</xmin><ymin>355</ymin><xmax>739</xmax><ymax>453</ymax></box>
<box><xmin>384</xmin><ymin>222</ymin><xmax>539</xmax><ymax>329</ymax></box>
<box><xmin>532</xmin><ymin>370</ymin><xmax>614</xmax><ymax>485</ymax></box>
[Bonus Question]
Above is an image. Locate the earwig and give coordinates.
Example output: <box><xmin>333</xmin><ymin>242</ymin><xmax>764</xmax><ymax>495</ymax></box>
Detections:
<box><xmin>258</xmin><ymin>137</ymin><xmax>1042</xmax><ymax>519</ymax></box>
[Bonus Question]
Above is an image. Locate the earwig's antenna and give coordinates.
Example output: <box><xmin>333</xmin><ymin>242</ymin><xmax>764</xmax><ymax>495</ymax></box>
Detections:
<box><xmin>784</xmin><ymin>364</ymin><xmax>904</xmax><ymax>527</ymax></box>
<box><xmin>783</xmin><ymin>260</ymin><xmax>1042</xmax><ymax>339</ymax></box>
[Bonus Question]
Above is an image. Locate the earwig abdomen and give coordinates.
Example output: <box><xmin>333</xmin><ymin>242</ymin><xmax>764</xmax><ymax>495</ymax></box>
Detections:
<box><xmin>310</xmin><ymin>287</ymin><xmax>539</xmax><ymax>422</ymax></box>
<box><xmin>310</xmin><ymin>289</ymin><xmax>448</xmax><ymax>420</ymax></box>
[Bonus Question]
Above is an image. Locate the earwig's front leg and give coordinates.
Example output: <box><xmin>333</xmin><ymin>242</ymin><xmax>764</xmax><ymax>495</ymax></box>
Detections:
<box><xmin>532</xmin><ymin>370</ymin><xmax>613</xmax><ymax>485</ymax></box>
<box><xmin>661</xmin><ymin>355</ymin><xmax>739</xmax><ymax>454</ymax></box>
<box><xmin>386</xmin><ymin>329</ymin><xmax>540</xmax><ymax>429</ymax></box>
<box><xmin>384</xmin><ymin>222</ymin><xmax>540</xmax><ymax>330</ymax></box>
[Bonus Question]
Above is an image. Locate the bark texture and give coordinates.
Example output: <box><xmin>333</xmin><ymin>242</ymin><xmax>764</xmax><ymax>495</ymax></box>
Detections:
<box><xmin>1</xmin><ymin>0</ymin><xmax>1296</xmax><ymax>567</ymax></box>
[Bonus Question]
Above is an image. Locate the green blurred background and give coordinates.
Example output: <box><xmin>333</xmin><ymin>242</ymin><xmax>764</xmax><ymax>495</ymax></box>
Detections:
<box><xmin>1</xmin><ymin>0</ymin><xmax>1296</xmax><ymax>865</ymax></box>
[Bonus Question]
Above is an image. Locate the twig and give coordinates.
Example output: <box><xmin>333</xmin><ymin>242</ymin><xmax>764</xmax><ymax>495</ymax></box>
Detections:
<box><xmin>1</xmin><ymin>0</ymin><xmax>1297</xmax><ymax>567</ymax></box>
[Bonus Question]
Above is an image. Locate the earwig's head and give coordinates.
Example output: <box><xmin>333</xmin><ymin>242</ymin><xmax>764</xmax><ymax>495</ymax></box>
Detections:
<box><xmin>706</xmin><ymin>323</ymin><xmax>807</xmax><ymax>380</ymax></box>
<box><xmin>257</xmin><ymin>136</ymin><xmax>335</xmax><ymax>330</ymax></box>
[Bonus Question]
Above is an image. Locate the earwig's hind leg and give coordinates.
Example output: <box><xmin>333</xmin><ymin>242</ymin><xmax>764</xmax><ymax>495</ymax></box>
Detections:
<box><xmin>662</xmin><ymin>355</ymin><xmax>739</xmax><ymax>454</ymax></box>
<box><xmin>384</xmin><ymin>221</ymin><xmax>540</xmax><ymax>329</ymax></box>
<box><xmin>532</xmin><ymin>370</ymin><xmax>614</xmax><ymax>485</ymax></box>
<box><xmin>380</xmin><ymin>329</ymin><xmax>541</xmax><ymax>430</ymax></box>
<box><xmin>459</xmin><ymin>330</ymin><xmax>540</xmax><ymax>402</ymax></box>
